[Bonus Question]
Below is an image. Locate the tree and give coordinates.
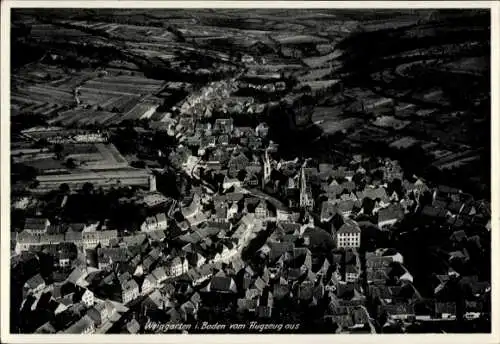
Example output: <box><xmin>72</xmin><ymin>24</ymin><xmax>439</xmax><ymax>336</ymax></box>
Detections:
<box><xmin>54</xmin><ymin>143</ymin><xmax>65</xmax><ymax>160</ymax></box>
<box><xmin>237</xmin><ymin>169</ymin><xmax>247</xmax><ymax>182</ymax></box>
<box><xmin>130</xmin><ymin>160</ymin><xmax>146</xmax><ymax>169</ymax></box>
<box><xmin>81</xmin><ymin>182</ymin><xmax>94</xmax><ymax>195</ymax></box>
<box><xmin>59</xmin><ymin>183</ymin><xmax>70</xmax><ymax>195</ymax></box>
<box><xmin>35</xmin><ymin>138</ymin><xmax>49</xmax><ymax>148</ymax></box>
<box><xmin>65</xmin><ymin>158</ymin><xmax>77</xmax><ymax>169</ymax></box>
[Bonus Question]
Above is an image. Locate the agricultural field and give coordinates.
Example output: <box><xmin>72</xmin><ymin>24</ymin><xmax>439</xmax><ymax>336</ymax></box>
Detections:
<box><xmin>311</xmin><ymin>106</ymin><xmax>365</xmax><ymax>135</ymax></box>
<box><xmin>19</xmin><ymin>143</ymin><xmax>129</xmax><ymax>173</ymax></box>
<box><xmin>302</xmin><ymin>50</ymin><xmax>343</xmax><ymax>68</ymax></box>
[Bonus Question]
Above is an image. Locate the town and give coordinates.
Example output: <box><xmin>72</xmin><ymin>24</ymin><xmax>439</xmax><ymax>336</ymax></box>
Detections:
<box><xmin>9</xmin><ymin>8</ymin><xmax>491</xmax><ymax>334</ymax></box>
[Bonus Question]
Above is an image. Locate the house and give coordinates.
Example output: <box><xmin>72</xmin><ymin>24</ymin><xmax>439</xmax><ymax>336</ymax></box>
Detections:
<box><xmin>214</xmin><ymin>118</ymin><xmax>234</xmax><ymax>134</ymax></box>
<box><xmin>434</xmin><ymin>302</ymin><xmax>457</xmax><ymax>320</ymax></box>
<box><xmin>24</xmin><ymin>273</ymin><xmax>46</xmax><ymax>296</ymax></box>
<box><xmin>141</xmin><ymin>213</ymin><xmax>168</xmax><ymax>232</ymax></box>
<box><xmin>377</xmin><ymin>204</ymin><xmax>405</xmax><ymax>229</ymax></box>
<box><xmin>86</xmin><ymin>302</ymin><xmax>111</xmax><ymax>326</ymax></box>
<box><xmin>337</xmin><ymin>220</ymin><xmax>361</xmax><ymax>248</ymax></box>
<box><xmin>141</xmin><ymin>274</ymin><xmax>157</xmax><ymax>295</ymax></box>
<box><xmin>433</xmin><ymin>185</ymin><xmax>461</xmax><ymax>203</ymax></box>
<box><xmin>168</xmin><ymin>257</ymin><xmax>188</xmax><ymax>277</ymax></box>
<box><xmin>181</xmin><ymin>194</ymin><xmax>202</xmax><ymax>224</ymax></box>
<box><xmin>244</xmin><ymin>172</ymin><xmax>260</xmax><ymax>187</ymax></box>
<box><xmin>321</xmin><ymin>201</ymin><xmax>337</xmax><ymax>223</ymax></box>
<box><xmin>202</xmin><ymin>274</ymin><xmax>238</xmax><ymax>294</ymax></box>
<box><xmin>336</xmin><ymin>200</ymin><xmax>356</xmax><ymax>218</ymax></box>
<box><xmin>345</xmin><ymin>265</ymin><xmax>360</xmax><ymax>283</ymax></box>
<box><xmin>57</xmin><ymin>243</ymin><xmax>77</xmax><ymax>268</ymax></box>
<box><xmin>80</xmin><ymin>288</ymin><xmax>95</xmax><ymax>307</ymax></box>
<box><xmin>212</xmin><ymin>243</ymin><xmax>238</xmax><ymax>263</ymax></box>
<box><xmin>255</xmin><ymin>200</ymin><xmax>269</xmax><ymax>219</ymax></box>
<box><xmin>126</xmin><ymin>319</ymin><xmax>141</xmax><ymax>334</ymax></box>
<box><xmin>213</xmin><ymin>204</ymin><xmax>228</xmax><ymax>223</ymax></box>
<box><xmin>152</xmin><ymin>266</ymin><xmax>168</xmax><ymax>284</ymax></box>
<box><xmin>35</xmin><ymin>322</ymin><xmax>57</xmax><ymax>334</ymax></box>
<box><xmin>256</xmin><ymin>290</ymin><xmax>274</xmax><ymax>318</ymax></box>
<box><xmin>121</xmin><ymin>279</ymin><xmax>140</xmax><ymax>304</ymax></box>
<box><xmin>237</xmin><ymin>298</ymin><xmax>257</xmax><ymax>313</ymax></box>
<box><xmin>63</xmin><ymin>315</ymin><xmax>95</xmax><ymax>334</ymax></box>
<box><xmin>97</xmin><ymin>247</ymin><xmax>130</xmax><ymax>270</ymax></box>
<box><xmin>421</xmin><ymin>205</ymin><xmax>448</xmax><ymax>220</ymax></box>
<box><xmin>228</xmin><ymin>152</ymin><xmax>250</xmax><ymax>177</ymax></box>
<box><xmin>82</xmin><ymin>230</ymin><xmax>118</xmax><ymax>249</ymax></box>
<box><xmin>67</xmin><ymin>267</ymin><xmax>88</xmax><ymax>287</ymax></box>
<box><xmin>380</xmin><ymin>303</ymin><xmax>415</xmax><ymax>322</ymax></box>
<box><xmin>223</xmin><ymin>176</ymin><xmax>241</xmax><ymax>190</ymax></box>
<box><xmin>142</xmin><ymin>289</ymin><xmax>165</xmax><ymax>311</ymax></box>
<box><xmin>24</xmin><ymin>217</ymin><xmax>50</xmax><ymax>235</ymax></box>
<box><xmin>464</xmin><ymin>300</ymin><xmax>484</xmax><ymax>320</ymax></box>
<box><xmin>180</xmin><ymin>300</ymin><xmax>198</xmax><ymax>321</ymax></box>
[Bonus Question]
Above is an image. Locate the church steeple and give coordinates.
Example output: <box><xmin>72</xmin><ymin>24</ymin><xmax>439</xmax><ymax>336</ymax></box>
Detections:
<box><xmin>299</xmin><ymin>162</ymin><xmax>313</xmax><ymax>209</ymax></box>
<box><xmin>262</xmin><ymin>149</ymin><xmax>271</xmax><ymax>189</ymax></box>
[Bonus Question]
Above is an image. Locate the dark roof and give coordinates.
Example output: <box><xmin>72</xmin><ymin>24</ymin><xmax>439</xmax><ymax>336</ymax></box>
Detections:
<box><xmin>269</xmin><ymin>242</ymin><xmax>294</xmax><ymax>262</ymax></box>
<box><xmin>421</xmin><ymin>205</ymin><xmax>448</xmax><ymax>218</ymax></box>
<box><xmin>435</xmin><ymin>302</ymin><xmax>456</xmax><ymax>314</ymax></box>
<box><xmin>338</xmin><ymin>221</ymin><xmax>361</xmax><ymax>234</ymax></box>
<box><xmin>97</xmin><ymin>247</ymin><xmax>130</xmax><ymax>264</ymax></box>
<box><xmin>378</xmin><ymin>204</ymin><xmax>405</xmax><ymax>223</ymax></box>
<box><xmin>25</xmin><ymin>273</ymin><xmax>45</xmax><ymax>289</ymax></box>
<box><xmin>209</xmin><ymin>276</ymin><xmax>236</xmax><ymax>293</ymax></box>
<box><xmin>24</xmin><ymin>218</ymin><xmax>49</xmax><ymax>230</ymax></box>
<box><xmin>381</xmin><ymin>303</ymin><xmax>415</xmax><ymax>316</ymax></box>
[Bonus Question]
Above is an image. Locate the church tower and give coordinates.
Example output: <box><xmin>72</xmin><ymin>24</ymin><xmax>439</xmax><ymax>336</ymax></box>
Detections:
<box><xmin>262</xmin><ymin>149</ymin><xmax>271</xmax><ymax>189</ymax></box>
<box><xmin>299</xmin><ymin>165</ymin><xmax>313</xmax><ymax>209</ymax></box>
<box><xmin>149</xmin><ymin>174</ymin><xmax>157</xmax><ymax>192</ymax></box>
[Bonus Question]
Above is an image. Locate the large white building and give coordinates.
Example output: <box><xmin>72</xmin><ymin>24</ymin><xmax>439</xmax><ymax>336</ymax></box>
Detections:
<box><xmin>336</xmin><ymin>220</ymin><xmax>361</xmax><ymax>249</ymax></box>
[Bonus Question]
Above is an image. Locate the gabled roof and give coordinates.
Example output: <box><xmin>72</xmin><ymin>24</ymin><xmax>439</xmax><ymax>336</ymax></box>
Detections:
<box><xmin>25</xmin><ymin>273</ymin><xmax>45</xmax><ymax>289</ymax></box>
<box><xmin>338</xmin><ymin>221</ymin><xmax>361</xmax><ymax>234</ymax></box>
<box><xmin>126</xmin><ymin>319</ymin><xmax>141</xmax><ymax>334</ymax></box>
<box><xmin>207</xmin><ymin>276</ymin><xmax>237</xmax><ymax>293</ymax></box>
<box><xmin>24</xmin><ymin>218</ymin><xmax>49</xmax><ymax>230</ymax></box>
<box><xmin>122</xmin><ymin>279</ymin><xmax>139</xmax><ymax>292</ymax></box>
<box><xmin>378</xmin><ymin>204</ymin><xmax>405</xmax><ymax>223</ymax></box>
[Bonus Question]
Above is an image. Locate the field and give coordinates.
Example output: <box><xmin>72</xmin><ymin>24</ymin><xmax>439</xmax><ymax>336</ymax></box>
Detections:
<box><xmin>302</xmin><ymin>50</ymin><xmax>343</xmax><ymax>68</ymax></box>
<box><xmin>19</xmin><ymin>143</ymin><xmax>128</xmax><ymax>172</ymax></box>
<box><xmin>312</xmin><ymin>107</ymin><xmax>365</xmax><ymax>134</ymax></box>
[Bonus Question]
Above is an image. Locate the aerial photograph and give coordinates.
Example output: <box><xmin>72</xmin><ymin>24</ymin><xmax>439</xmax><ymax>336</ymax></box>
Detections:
<box><xmin>8</xmin><ymin>8</ymin><xmax>491</xmax><ymax>335</ymax></box>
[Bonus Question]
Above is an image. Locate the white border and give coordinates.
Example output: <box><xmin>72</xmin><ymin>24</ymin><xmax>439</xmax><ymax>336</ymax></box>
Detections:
<box><xmin>1</xmin><ymin>1</ymin><xmax>498</xmax><ymax>344</ymax></box>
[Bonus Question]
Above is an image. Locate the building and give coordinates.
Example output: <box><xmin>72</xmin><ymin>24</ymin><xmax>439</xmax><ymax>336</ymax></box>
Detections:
<box><xmin>82</xmin><ymin>230</ymin><xmax>118</xmax><ymax>249</ymax></box>
<box><xmin>141</xmin><ymin>213</ymin><xmax>168</xmax><ymax>232</ymax></box>
<box><xmin>255</xmin><ymin>200</ymin><xmax>269</xmax><ymax>219</ymax></box>
<box><xmin>87</xmin><ymin>302</ymin><xmax>109</xmax><ymax>326</ymax></box>
<box><xmin>228</xmin><ymin>152</ymin><xmax>250</xmax><ymax>177</ymax></box>
<box><xmin>149</xmin><ymin>174</ymin><xmax>157</xmax><ymax>192</ymax></box>
<box><xmin>213</xmin><ymin>118</ymin><xmax>234</xmax><ymax>134</ymax></box>
<box><xmin>35</xmin><ymin>169</ymin><xmax>151</xmax><ymax>192</ymax></box>
<box><xmin>337</xmin><ymin>220</ymin><xmax>361</xmax><ymax>248</ymax></box>
<box><xmin>168</xmin><ymin>257</ymin><xmax>188</xmax><ymax>277</ymax></box>
<box><xmin>122</xmin><ymin>279</ymin><xmax>140</xmax><ymax>304</ymax></box>
<box><xmin>377</xmin><ymin>204</ymin><xmax>405</xmax><ymax>229</ymax></box>
<box><xmin>24</xmin><ymin>273</ymin><xmax>46</xmax><ymax>295</ymax></box>
<box><xmin>81</xmin><ymin>289</ymin><xmax>94</xmax><ymax>307</ymax></box>
<box><xmin>24</xmin><ymin>218</ymin><xmax>50</xmax><ymax>235</ymax></box>
<box><xmin>299</xmin><ymin>167</ymin><xmax>314</xmax><ymax>209</ymax></box>
<box><xmin>63</xmin><ymin>315</ymin><xmax>95</xmax><ymax>334</ymax></box>
<box><xmin>345</xmin><ymin>265</ymin><xmax>360</xmax><ymax>283</ymax></box>
<box><xmin>262</xmin><ymin>149</ymin><xmax>272</xmax><ymax>188</ymax></box>
<box><xmin>141</xmin><ymin>274</ymin><xmax>157</xmax><ymax>295</ymax></box>
<box><xmin>97</xmin><ymin>247</ymin><xmax>130</xmax><ymax>270</ymax></box>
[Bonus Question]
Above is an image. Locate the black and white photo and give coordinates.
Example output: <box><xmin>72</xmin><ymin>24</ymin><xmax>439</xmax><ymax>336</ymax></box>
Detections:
<box><xmin>1</xmin><ymin>1</ymin><xmax>497</xmax><ymax>341</ymax></box>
